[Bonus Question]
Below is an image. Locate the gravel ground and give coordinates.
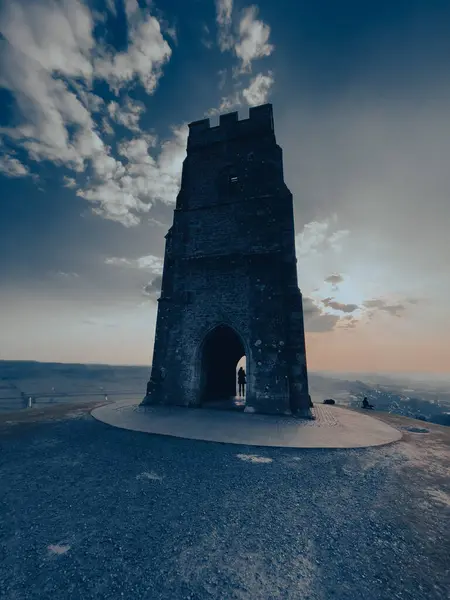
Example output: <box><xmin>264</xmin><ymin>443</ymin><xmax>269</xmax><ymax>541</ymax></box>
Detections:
<box><xmin>0</xmin><ymin>403</ymin><xmax>449</xmax><ymax>600</ymax></box>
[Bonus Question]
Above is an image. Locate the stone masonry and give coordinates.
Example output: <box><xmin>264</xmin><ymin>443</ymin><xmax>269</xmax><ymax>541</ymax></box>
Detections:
<box><xmin>142</xmin><ymin>103</ymin><xmax>312</xmax><ymax>417</ymax></box>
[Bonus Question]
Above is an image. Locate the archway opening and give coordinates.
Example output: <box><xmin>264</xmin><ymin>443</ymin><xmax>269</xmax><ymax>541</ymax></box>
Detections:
<box><xmin>200</xmin><ymin>325</ymin><xmax>246</xmax><ymax>407</ymax></box>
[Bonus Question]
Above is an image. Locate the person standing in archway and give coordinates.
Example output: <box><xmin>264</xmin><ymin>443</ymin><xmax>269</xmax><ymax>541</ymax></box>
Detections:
<box><xmin>237</xmin><ymin>367</ymin><xmax>246</xmax><ymax>398</ymax></box>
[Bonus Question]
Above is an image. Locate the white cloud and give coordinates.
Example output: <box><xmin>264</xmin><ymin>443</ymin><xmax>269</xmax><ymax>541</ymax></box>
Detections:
<box><xmin>147</xmin><ymin>216</ymin><xmax>167</xmax><ymax>227</ymax></box>
<box><xmin>215</xmin><ymin>3</ymin><xmax>274</xmax><ymax>74</ymax></box>
<box><xmin>215</xmin><ymin>0</ymin><xmax>234</xmax><ymax>51</ymax></box>
<box><xmin>94</xmin><ymin>12</ymin><xmax>171</xmax><ymax>95</ymax></box>
<box><xmin>164</xmin><ymin>26</ymin><xmax>178</xmax><ymax>45</ymax></box>
<box><xmin>75</xmin><ymin>125</ymin><xmax>186</xmax><ymax>226</ymax></box>
<box><xmin>242</xmin><ymin>72</ymin><xmax>274</xmax><ymax>106</ymax></box>
<box><xmin>0</xmin><ymin>155</ymin><xmax>29</xmax><ymax>177</ymax></box>
<box><xmin>296</xmin><ymin>218</ymin><xmax>350</xmax><ymax>257</ymax></box>
<box><xmin>234</xmin><ymin>6</ymin><xmax>274</xmax><ymax>72</ymax></box>
<box><xmin>108</xmin><ymin>97</ymin><xmax>145</xmax><ymax>132</ymax></box>
<box><xmin>218</xmin><ymin>69</ymin><xmax>227</xmax><ymax>90</ymax></box>
<box><xmin>105</xmin><ymin>0</ymin><xmax>117</xmax><ymax>17</ymax></box>
<box><xmin>0</xmin><ymin>0</ymin><xmax>174</xmax><ymax>227</ymax></box>
<box><xmin>0</xmin><ymin>1</ymin><xmax>98</xmax><ymax>170</ymax></box>
<box><xmin>73</xmin><ymin>84</ymin><xmax>105</xmax><ymax>113</ymax></box>
<box><xmin>206</xmin><ymin>72</ymin><xmax>274</xmax><ymax>118</ymax></box>
<box><xmin>0</xmin><ymin>1</ymin><xmax>271</xmax><ymax>228</ymax></box>
<box><xmin>201</xmin><ymin>24</ymin><xmax>213</xmax><ymax>49</ymax></box>
<box><xmin>328</xmin><ymin>229</ymin><xmax>350</xmax><ymax>253</ymax></box>
<box><xmin>205</xmin><ymin>93</ymin><xmax>241</xmax><ymax>117</ymax></box>
<box><xmin>101</xmin><ymin>117</ymin><xmax>114</xmax><ymax>136</ymax></box>
<box><xmin>63</xmin><ymin>176</ymin><xmax>76</xmax><ymax>188</ymax></box>
<box><xmin>124</xmin><ymin>0</ymin><xmax>140</xmax><ymax>20</ymax></box>
<box><xmin>296</xmin><ymin>221</ymin><xmax>329</xmax><ymax>256</ymax></box>
<box><xmin>104</xmin><ymin>257</ymin><xmax>135</xmax><ymax>267</ymax></box>
<box><xmin>105</xmin><ymin>255</ymin><xmax>163</xmax><ymax>274</ymax></box>
<box><xmin>55</xmin><ymin>271</ymin><xmax>79</xmax><ymax>278</ymax></box>
<box><xmin>0</xmin><ymin>0</ymin><xmax>95</xmax><ymax>81</ymax></box>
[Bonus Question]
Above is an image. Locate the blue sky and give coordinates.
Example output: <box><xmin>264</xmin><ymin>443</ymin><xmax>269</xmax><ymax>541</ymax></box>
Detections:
<box><xmin>0</xmin><ymin>0</ymin><xmax>449</xmax><ymax>373</ymax></box>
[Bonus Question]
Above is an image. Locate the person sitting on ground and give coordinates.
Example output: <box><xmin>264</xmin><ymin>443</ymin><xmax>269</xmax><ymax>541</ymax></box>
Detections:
<box><xmin>362</xmin><ymin>397</ymin><xmax>374</xmax><ymax>410</ymax></box>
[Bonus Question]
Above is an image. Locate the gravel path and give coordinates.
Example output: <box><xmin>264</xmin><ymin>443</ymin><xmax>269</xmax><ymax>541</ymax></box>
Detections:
<box><xmin>0</xmin><ymin>404</ymin><xmax>448</xmax><ymax>600</ymax></box>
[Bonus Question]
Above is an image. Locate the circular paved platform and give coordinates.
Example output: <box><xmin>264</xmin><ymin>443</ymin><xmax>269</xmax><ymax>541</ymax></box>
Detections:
<box><xmin>91</xmin><ymin>399</ymin><xmax>402</xmax><ymax>448</ymax></box>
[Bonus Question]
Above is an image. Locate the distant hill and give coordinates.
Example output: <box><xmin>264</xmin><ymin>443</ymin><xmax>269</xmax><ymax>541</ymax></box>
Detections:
<box><xmin>1</xmin><ymin>361</ymin><xmax>449</xmax><ymax>425</ymax></box>
<box><xmin>0</xmin><ymin>360</ymin><xmax>148</xmax><ymax>411</ymax></box>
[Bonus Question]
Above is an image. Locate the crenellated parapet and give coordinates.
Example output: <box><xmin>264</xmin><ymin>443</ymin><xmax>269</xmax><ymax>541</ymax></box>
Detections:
<box><xmin>187</xmin><ymin>104</ymin><xmax>275</xmax><ymax>150</ymax></box>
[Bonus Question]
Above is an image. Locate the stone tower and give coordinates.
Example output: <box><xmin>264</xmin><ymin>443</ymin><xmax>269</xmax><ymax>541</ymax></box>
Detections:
<box><xmin>142</xmin><ymin>103</ymin><xmax>312</xmax><ymax>417</ymax></box>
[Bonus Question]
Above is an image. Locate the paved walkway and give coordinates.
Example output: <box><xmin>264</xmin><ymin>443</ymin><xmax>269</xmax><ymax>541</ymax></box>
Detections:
<box><xmin>92</xmin><ymin>399</ymin><xmax>402</xmax><ymax>448</ymax></box>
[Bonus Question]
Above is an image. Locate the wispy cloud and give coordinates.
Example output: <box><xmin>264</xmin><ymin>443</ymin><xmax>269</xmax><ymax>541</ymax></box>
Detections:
<box><xmin>0</xmin><ymin>155</ymin><xmax>29</xmax><ymax>178</ymax></box>
<box><xmin>201</xmin><ymin>23</ymin><xmax>214</xmax><ymax>49</ymax></box>
<box><xmin>94</xmin><ymin>4</ymin><xmax>171</xmax><ymax>94</ymax></box>
<box><xmin>63</xmin><ymin>176</ymin><xmax>77</xmax><ymax>189</ymax></box>
<box><xmin>363</xmin><ymin>298</ymin><xmax>406</xmax><ymax>318</ymax></box>
<box><xmin>234</xmin><ymin>6</ymin><xmax>274</xmax><ymax>73</ymax></box>
<box><xmin>295</xmin><ymin>218</ymin><xmax>350</xmax><ymax>257</ymax></box>
<box><xmin>48</xmin><ymin>271</ymin><xmax>80</xmax><ymax>279</ymax></box>
<box><xmin>74</xmin><ymin>124</ymin><xmax>187</xmax><ymax>227</ymax></box>
<box><xmin>105</xmin><ymin>254</ymin><xmax>164</xmax><ymax>301</ymax></box>
<box><xmin>215</xmin><ymin>2</ymin><xmax>274</xmax><ymax>72</ymax></box>
<box><xmin>105</xmin><ymin>255</ymin><xmax>163</xmax><ymax>274</ymax></box>
<box><xmin>147</xmin><ymin>216</ymin><xmax>168</xmax><ymax>228</ymax></box>
<box><xmin>242</xmin><ymin>72</ymin><xmax>274</xmax><ymax>105</ymax></box>
<box><xmin>215</xmin><ymin>0</ymin><xmax>234</xmax><ymax>51</ymax></box>
<box><xmin>325</xmin><ymin>273</ymin><xmax>344</xmax><ymax>288</ymax></box>
<box><xmin>0</xmin><ymin>0</ymin><xmax>173</xmax><ymax>227</ymax></box>
<box><xmin>338</xmin><ymin>316</ymin><xmax>359</xmax><ymax>330</ymax></box>
<box><xmin>206</xmin><ymin>72</ymin><xmax>274</xmax><ymax>117</ymax></box>
<box><xmin>107</xmin><ymin>97</ymin><xmax>146</xmax><ymax>133</ymax></box>
<box><xmin>105</xmin><ymin>0</ymin><xmax>117</xmax><ymax>17</ymax></box>
<box><xmin>213</xmin><ymin>1</ymin><xmax>275</xmax><ymax>114</ymax></box>
<box><xmin>142</xmin><ymin>275</ymin><xmax>162</xmax><ymax>299</ymax></box>
<box><xmin>302</xmin><ymin>296</ymin><xmax>340</xmax><ymax>332</ymax></box>
<box><xmin>322</xmin><ymin>297</ymin><xmax>359</xmax><ymax>314</ymax></box>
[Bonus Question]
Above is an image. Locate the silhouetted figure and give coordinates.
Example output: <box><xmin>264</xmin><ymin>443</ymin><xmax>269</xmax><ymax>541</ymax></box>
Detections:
<box><xmin>362</xmin><ymin>397</ymin><xmax>374</xmax><ymax>410</ymax></box>
<box><xmin>237</xmin><ymin>367</ymin><xmax>246</xmax><ymax>397</ymax></box>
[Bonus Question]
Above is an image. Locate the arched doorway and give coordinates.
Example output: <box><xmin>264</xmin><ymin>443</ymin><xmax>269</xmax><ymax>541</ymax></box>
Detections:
<box><xmin>199</xmin><ymin>325</ymin><xmax>246</xmax><ymax>406</ymax></box>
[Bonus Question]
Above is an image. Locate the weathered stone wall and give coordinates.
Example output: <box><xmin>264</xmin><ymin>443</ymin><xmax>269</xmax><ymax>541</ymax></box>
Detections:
<box><xmin>144</xmin><ymin>103</ymin><xmax>311</xmax><ymax>416</ymax></box>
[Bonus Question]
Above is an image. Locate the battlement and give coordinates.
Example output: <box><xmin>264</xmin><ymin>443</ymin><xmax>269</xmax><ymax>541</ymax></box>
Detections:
<box><xmin>187</xmin><ymin>104</ymin><xmax>275</xmax><ymax>150</ymax></box>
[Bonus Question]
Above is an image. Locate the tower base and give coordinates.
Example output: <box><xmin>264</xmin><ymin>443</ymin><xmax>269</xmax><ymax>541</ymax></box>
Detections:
<box><xmin>141</xmin><ymin>395</ymin><xmax>153</xmax><ymax>406</ymax></box>
<box><xmin>290</xmin><ymin>394</ymin><xmax>315</xmax><ymax>420</ymax></box>
<box><xmin>141</xmin><ymin>387</ymin><xmax>314</xmax><ymax>419</ymax></box>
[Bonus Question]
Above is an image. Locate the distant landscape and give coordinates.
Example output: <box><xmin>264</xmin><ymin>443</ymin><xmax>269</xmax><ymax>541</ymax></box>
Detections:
<box><xmin>1</xmin><ymin>360</ymin><xmax>449</xmax><ymax>426</ymax></box>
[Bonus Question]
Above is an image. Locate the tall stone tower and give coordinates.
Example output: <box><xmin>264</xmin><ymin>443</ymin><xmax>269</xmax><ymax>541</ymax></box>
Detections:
<box><xmin>142</xmin><ymin>104</ymin><xmax>312</xmax><ymax>417</ymax></box>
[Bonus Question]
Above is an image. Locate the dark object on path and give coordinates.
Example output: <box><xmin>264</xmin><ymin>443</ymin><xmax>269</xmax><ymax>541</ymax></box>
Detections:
<box><xmin>323</xmin><ymin>399</ymin><xmax>335</xmax><ymax>405</ymax></box>
<box><xmin>400</xmin><ymin>426</ymin><xmax>430</xmax><ymax>434</ymax></box>
<box><xmin>362</xmin><ymin>397</ymin><xmax>374</xmax><ymax>410</ymax></box>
